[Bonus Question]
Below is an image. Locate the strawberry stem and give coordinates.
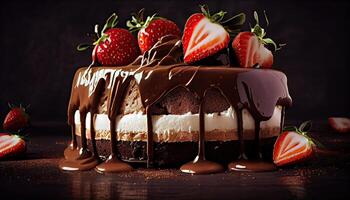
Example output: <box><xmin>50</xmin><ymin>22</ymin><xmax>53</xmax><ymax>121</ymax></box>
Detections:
<box><xmin>77</xmin><ymin>13</ymin><xmax>119</xmax><ymax>52</ymax></box>
<box><xmin>8</xmin><ymin>102</ymin><xmax>13</xmax><ymax>109</ymax></box>
<box><xmin>250</xmin><ymin>11</ymin><xmax>284</xmax><ymax>51</ymax></box>
<box><xmin>299</xmin><ymin>120</ymin><xmax>312</xmax><ymax>132</ymax></box>
<box><xmin>199</xmin><ymin>5</ymin><xmax>246</xmax><ymax>36</ymax></box>
<box><xmin>127</xmin><ymin>9</ymin><xmax>158</xmax><ymax>33</ymax></box>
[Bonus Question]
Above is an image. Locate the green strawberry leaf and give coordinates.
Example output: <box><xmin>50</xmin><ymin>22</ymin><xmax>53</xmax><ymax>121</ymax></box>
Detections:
<box><xmin>299</xmin><ymin>120</ymin><xmax>312</xmax><ymax>132</ymax></box>
<box><xmin>283</xmin><ymin>121</ymin><xmax>324</xmax><ymax>149</ymax></box>
<box><xmin>77</xmin><ymin>43</ymin><xmax>92</xmax><ymax>51</ymax></box>
<box><xmin>101</xmin><ymin>13</ymin><xmax>118</xmax><ymax>35</ymax></box>
<box><xmin>250</xmin><ymin>11</ymin><xmax>284</xmax><ymax>51</ymax></box>
<box><xmin>127</xmin><ymin>9</ymin><xmax>157</xmax><ymax>32</ymax></box>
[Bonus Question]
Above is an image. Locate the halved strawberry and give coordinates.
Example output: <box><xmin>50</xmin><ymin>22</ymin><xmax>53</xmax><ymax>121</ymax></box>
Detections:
<box><xmin>77</xmin><ymin>13</ymin><xmax>140</xmax><ymax>66</ymax></box>
<box><xmin>183</xmin><ymin>5</ymin><xmax>245</xmax><ymax>64</ymax></box>
<box><xmin>273</xmin><ymin>122</ymin><xmax>315</xmax><ymax>167</ymax></box>
<box><xmin>0</xmin><ymin>133</ymin><xmax>26</xmax><ymax>159</ymax></box>
<box><xmin>3</xmin><ymin>104</ymin><xmax>30</xmax><ymax>131</ymax></box>
<box><xmin>232</xmin><ymin>11</ymin><xmax>282</xmax><ymax>68</ymax></box>
<box><xmin>127</xmin><ymin>9</ymin><xmax>181</xmax><ymax>54</ymax></box>
<box><xmin>273</xmin><ymin>131</ymin><xmax>313</xmax><ymax>166</ymax></box>
<box><xmin>328</xmin><ymin>117</ymin><xmax>350</xmax><ymax>133</ymax></box>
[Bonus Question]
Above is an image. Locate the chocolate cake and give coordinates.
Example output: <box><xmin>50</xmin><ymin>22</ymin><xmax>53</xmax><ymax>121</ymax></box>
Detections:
<box><xmin>60</xmin><ymin>34</ymin><xmax>292</xmax><ymax>173</ymax></box>
<box><xmin>59</xmin><ymin>6</ymin><xmax>294</xmax><ymax>174</ymax></box>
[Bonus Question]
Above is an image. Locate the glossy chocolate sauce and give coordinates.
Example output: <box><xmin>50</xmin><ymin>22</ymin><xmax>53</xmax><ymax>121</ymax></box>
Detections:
<box><xmin>180</xmin><ymin>99</ymin><xmax>224</xmax><ymax>174</ymax></box>
<box><xmin>61</xmin><ymin>35</ymin><xmax>292</xmax><ymax>174</ymax></box>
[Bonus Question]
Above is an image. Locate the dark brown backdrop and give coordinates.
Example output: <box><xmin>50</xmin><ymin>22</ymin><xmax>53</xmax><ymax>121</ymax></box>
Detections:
<box><xmin>0</xmin><ymin>0</ymin><xmax>349</xmax><ymax>124</ymax></box>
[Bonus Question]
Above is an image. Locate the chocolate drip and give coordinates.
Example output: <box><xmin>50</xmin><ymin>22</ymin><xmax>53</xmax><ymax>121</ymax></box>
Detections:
<box><xmin>59</xmin><ymin>110</ymin><xmax>99</xmax><ymax>170</ymax></box>
<box><xmin>95</xmin><ymin>74</ymin><xmax>133</xmax><ymax>173</ymax></box>
<box><xmin>254</xmin><ymin>120</ymin><xmax>262</xmax><ymax>159</ymax></box>
<box><xmin>71</xmin><ymin>124</ymin><xmax>77</xmax><ymax>149</ymax></box>
<box><xmin>236</xmin><ymin>109</ymin><xmax>247</xmax><ymax>160</ymax></box>
<box><xmin>79</xmin><ymin>111</ymin><xmax>89</xmax><ymax>158</ymax></box>
<box><xmin>198</xmin><ymin>99</ymin><xmax>205</xmax><ymax>160</ymax></box>
<box><xmin>62</xmin><ymin>124</ymin><xmax>79</xmax><ymax>161</ymax></box>
<box><xmin>280</xmin><ymin>106</ymin><xmax>286</xmax><ymax>133</ymax></box>
<box><xmin>146</xmin><ymin>106</ymin><xmax>154</xmax><ymax>168</ymax></box>
<box><xmin>228</xmin><ymin>115</ymin><xmax>276</xmax><ymax>172</ymax></box>
<box><xmin>180</xmin><ymin>98</ymin><xmax>224</xmax><ymax>174</ymax></box>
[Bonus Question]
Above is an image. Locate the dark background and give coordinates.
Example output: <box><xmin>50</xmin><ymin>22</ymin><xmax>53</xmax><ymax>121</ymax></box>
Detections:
<box><xmin>0</xmin><ymin>0</ymin><xmax>349</xmax><ymax>124</ymax></box>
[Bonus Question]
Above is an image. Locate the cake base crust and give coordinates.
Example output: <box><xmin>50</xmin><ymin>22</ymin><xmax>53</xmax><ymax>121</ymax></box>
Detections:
<box><xmin>77</xmin><ymin>136</ymin><xmax>276</xmax><ymax>167</ymax></box>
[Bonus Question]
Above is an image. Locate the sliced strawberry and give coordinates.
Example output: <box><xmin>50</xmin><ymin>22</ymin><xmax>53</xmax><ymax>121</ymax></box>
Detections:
<box><xmin>328</xmin><ymin>117</ymin><xmax>350</xmax><ymax>133</ymax></box>
<box><xmin>127</xmin><ymin>9</ymin><xmax>181</xmax><ymax>54</ymax></box>
<box><xmin>182</xmin><ymin>5</ymin><xmax>245</xmax><ymax>64</ymax></box>
<box><xmin>0</xmin><ymin>133</ymin><xmax>26</xmax><ymax>159</ymax></box>
<box><xmin>233</xmin><ymin>32</ymin><xmax>273</xmax><ymax>68</ymax></box>
<box><xmin>3</xmin><ymin>104</ymin><xmax>30</xmax><ymax>131</ymax></box>
<box><xmin>77</xmin><ymin>13</ymin><xmax>140</xmax><ymax>66</ymax></box>
<box><xmin>183</xmin><ymin>14</ymin><xmax>229</xmax><ymax>63</ymax></box>
<box><xmin>232</xmin><ymin>11</ymin><xmax>281</xmax><ymax>68</ymax></box>
<box><xmin>273</xmin><ymin>131</ymin><xmax>314</xmax><ymax>167</ymax></box>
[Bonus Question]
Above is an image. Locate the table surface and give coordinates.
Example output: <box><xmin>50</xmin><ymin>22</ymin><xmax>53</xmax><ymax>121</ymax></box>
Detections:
<box><xmin>1</xmin><ymin>121</ymin><xmax>350</xmax><ymax>200</ymax></box>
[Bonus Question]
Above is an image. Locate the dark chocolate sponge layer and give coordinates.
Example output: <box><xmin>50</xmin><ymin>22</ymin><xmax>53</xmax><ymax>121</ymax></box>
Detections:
<box><xmin>99</xmin><ymin>79</ymin><xmax>231</xmax><ymax>115</ymax></box>
<box><xmin>77</xmin><ymin>136</ymin><xmax>276</xmax><ymax>167</ymax></box>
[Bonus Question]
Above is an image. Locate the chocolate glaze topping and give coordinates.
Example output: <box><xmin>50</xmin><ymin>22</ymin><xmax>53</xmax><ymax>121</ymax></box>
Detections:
<box><xmin>131</xmin><ymin>35</ymin><xmax>183</xmax><ymax>67</ymax></box>
<box><xmin>60</xmin><ymin>35</ymin><xmax>292</xmax><ymax>174</ymax></box>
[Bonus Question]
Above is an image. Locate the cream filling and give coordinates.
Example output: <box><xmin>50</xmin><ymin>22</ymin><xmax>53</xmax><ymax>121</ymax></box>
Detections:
<box><xmin>74</xmin><ymin>106</ymin><xmax>281</xmax><ymax>142</ymax></box>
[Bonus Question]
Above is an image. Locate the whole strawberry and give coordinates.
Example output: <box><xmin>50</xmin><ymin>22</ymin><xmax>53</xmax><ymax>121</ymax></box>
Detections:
<box><xmin>182</xmin><ymin>5</ymin><xmax>245</xmax><ymax>64</ymax></box>
<box><xmin>127</xmin><ymin>9</ymin><xmax>181</xmax><ymax>54</ymax></box>
<box><xmin>232</xmin><ymin>11</ymin><xmax>283</xmax><ymax>68</ymax></box>
<box><xmin>77</xmin><ymin>13</ymin><xmax>140</xmax><ymax>66</ymax></box>
<box><xmin>3</xmin><ymin>104</ymin><xmax>30</xmax><ymax>132</ymax></box>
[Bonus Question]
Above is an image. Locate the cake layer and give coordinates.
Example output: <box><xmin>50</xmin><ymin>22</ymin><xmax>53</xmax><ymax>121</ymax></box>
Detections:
<box><xmin>74</xmin><ymin>106</ymin><xmax>281</xmax><ymax>142</ymax></box>
<box><xmin>77</xmin><ymin>137</ymin><xmax>276</xmax><ymax>166</ymax></box>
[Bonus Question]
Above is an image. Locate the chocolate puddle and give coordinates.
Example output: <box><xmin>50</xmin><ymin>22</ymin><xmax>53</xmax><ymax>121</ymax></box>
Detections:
<box><xmin>61</xmin><ymin>35</ymin><xmax>292</xmax><ymax>174</ymax></box>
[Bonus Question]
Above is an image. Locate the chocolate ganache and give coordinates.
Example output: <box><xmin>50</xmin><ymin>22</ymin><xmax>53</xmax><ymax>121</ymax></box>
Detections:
<box><xmin>60</xmin><ymin>35</ymin><xmax>292</xmax><ymax>174</ymax></box>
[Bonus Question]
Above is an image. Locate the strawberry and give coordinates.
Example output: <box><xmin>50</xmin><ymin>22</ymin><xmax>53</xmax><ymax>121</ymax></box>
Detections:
<box><xmin>3</xmin><ymin>104</ymin><xmax>30</xmax><ymax>131</ymax></box>
<box><xmin>0</xmin><ymin>133</ymin><xmax>26</xmax><ymax>159</ymax></box>
<box><xmin>328</xmin><ymin>117</ymin><xmax>350</xmax><ymax>133</ymax></box>
<box><xmin>77</xmin><ymin>13</ymin><xmax>140</xmax><ymax>66</ymax></box>
<box><xmin>232</xmin><ymin>11</ymin><xmax>282</xmax><ymax>68</ymax></box>
<box><xmin>183</xmin><ymin>5</ymin><xmax>245</xmax><ymax>64</ymax></box>
<box><xmin>273</xmin><ymin>121</ymin><xmax>315</xmax><ymax>167</ymax></box>
<box><xmin>127</xmin><ymin>9</ymin><xmax>181</xmax><ymax>54</ymax></box>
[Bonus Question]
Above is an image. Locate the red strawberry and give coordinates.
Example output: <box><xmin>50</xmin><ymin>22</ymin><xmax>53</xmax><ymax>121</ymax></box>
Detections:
<box><xmin>273</xmin><ymin>131</ymin><xmax>314</xmax><ymax>167</ymax></box>
<box><xmin>183</xmin><ymin>6</ymin><xmax>245</xmax><ymax>64</ymax></box>
<box><xmin>0</xmin><ymin>133</ymin><xmax>26</xmax><ymax>159</ymax></box>
<box><xmin>233</xmin><ymin>32</ymin><xmax>273</xmax><ymax>68</ymax></box>
<box><xmin>232</xmin><ymin>11</ymin><xmax>281</xmax><ymax>68</ymax></box>
<box><xmin>127</xmin><ymin>9</ymin><xmax>181</xmax><ymax>54</ymax></box>
<box><xmin>77</xmin><ymin>13</ymin><xmax>140</xmax><ymax>66</ymax></box>
<box><xmin>328</xmin><ymin>117</ymin><xmax>350</xmax><ymax>133</ymax></box>
<box><xmin>3</xmin><ymin>104</ymin><xmax>30</xmax><ymax>131</ymax></box>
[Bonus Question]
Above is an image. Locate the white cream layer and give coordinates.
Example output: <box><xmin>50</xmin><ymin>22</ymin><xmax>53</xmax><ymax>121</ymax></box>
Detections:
<box><xmin>74</xmin><ymin>106</ymin><xmax>281</xmax><ymax>135</ymax></box>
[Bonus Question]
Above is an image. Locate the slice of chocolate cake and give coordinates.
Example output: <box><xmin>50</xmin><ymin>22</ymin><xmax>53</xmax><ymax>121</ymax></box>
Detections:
<box><xmin>60</xmin><ymin>35</ymin><xmax>292</xmax><ymax>173</ymax></box>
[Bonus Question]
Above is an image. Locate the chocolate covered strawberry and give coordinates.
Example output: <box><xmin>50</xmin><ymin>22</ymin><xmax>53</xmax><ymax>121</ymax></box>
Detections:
<box><xmin>0</xmin><ymin>133</ymin><xmax>26</xmax><ymax>159</ymax></box>
<box><xmin>3</xmin><ymin>104</ymin><xmax>30</xmax><ymax>131</ymax></box>
<box><xmin>328</xmin><ymin>117</ymin><xmax>350</xmax><ymax>133</ymax></box>
<box><xmin>183</xmin><ymin>5</ymin><xmax>245</xmax><ymax>64</ymax></box>
<box><xmin>127</xmin><ymin>9</ymin><xmax>181</xmax><ymax>54</ymax></box>
<box><xmin>78</xmin><ymin>13</ymin><xmax>140</xmax><ymax>66</ymax></box>
<box><xmin>232</xmin><ymin>11</ymin><xmax>283</xmax><ymax>68</ymax></box>
<box><xmin>273</xmin><ymin>121</ymin><xmax>315</xmax><ymax>167</ymax></box>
